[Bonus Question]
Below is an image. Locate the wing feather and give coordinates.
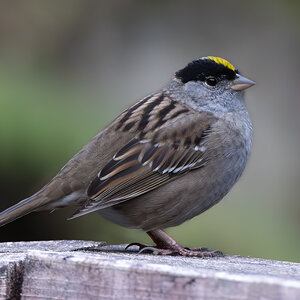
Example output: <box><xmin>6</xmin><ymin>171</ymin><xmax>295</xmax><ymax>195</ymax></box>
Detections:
<box><xmin>70</xmin><ymin>93</ymin><xmax>217</xmax><ymax>219</ymax></box>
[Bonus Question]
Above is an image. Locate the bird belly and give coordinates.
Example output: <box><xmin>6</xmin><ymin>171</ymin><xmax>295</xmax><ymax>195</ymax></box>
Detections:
<box><xmin>98</xmin><ymin>148</ymin><xmax>248</xmax><ymax>231</ymax></box>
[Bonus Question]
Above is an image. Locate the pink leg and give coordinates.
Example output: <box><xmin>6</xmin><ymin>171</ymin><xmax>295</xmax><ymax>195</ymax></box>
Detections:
<box><xmin>127</xmin><ymin>229</ymin><xmax>223</xmax><ymax>258</ymax></box>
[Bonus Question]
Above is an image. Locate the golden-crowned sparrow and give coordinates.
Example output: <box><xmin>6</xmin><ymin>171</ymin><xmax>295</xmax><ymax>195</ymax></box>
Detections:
<box><xmin>0</xmin><ymin>56</ymin><xmax>255</xmax><ymax>257</ymax></box>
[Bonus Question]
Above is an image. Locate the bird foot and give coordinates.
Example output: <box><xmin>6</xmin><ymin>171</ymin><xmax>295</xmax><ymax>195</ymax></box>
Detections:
<box><xmin>126</xmin><ymin>243</ymin><xmax>223</xmax><ymax>258</ymax></box>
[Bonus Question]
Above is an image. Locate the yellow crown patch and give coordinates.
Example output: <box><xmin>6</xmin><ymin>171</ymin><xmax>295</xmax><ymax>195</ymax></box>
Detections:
<box><xmin>203</xmin><ymin>56</ymin><xmax>235</xmax><ymax>71</ymax></box>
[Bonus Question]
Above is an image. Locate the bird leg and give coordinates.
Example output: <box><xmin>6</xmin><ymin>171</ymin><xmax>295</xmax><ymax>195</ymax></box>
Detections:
<box><xmin>126</xmin><ymin>229</ymin><xmax>223</xmax><ymax>258</ymax></box>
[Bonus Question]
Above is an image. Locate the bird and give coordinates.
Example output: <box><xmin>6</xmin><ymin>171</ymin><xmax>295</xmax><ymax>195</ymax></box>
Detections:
<box><xmin>0</xmin><ymin>56</ymin><xmax>255</xmax><ymax>257</ymax></box>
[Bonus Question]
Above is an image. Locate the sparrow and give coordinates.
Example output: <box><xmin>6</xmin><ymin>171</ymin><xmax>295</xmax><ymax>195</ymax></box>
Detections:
<box><xmin>0</xmin><ymin>56</ymin><xmax>255</xmax><ymax>257</ymax></box>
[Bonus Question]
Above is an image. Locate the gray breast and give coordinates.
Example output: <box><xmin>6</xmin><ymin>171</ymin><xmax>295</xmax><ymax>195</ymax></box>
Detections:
<box><xmin>98</xmin><ymin>110</ymin><xmax>252</xmax><ymax>231</ymax></box>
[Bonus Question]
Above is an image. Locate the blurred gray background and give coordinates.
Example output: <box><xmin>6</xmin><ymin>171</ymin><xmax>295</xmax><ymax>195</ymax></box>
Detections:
<box><xmin>0</xmin><ymin>0</ymin><xmax>299</xmax><ymax>262</ymax></box>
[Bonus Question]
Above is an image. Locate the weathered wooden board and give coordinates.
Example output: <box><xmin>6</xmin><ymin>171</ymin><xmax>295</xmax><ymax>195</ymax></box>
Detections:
<box><xmin>0</xmin><ymin>241</ymin><xmax>298</xmax><ymax>299</ymax></box>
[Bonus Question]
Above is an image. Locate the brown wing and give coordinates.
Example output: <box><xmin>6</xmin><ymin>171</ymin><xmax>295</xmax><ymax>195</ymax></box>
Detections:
<box><xmin>70</xmin><ymin>93</ymin><xmax>217</xmax><ymax>219</ymax></box>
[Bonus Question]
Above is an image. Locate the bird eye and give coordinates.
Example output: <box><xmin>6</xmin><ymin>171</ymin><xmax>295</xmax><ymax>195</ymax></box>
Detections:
<box><xmin>205</xmin><ymin>76</ymin><xmax>218</xmax><ymax>87</ymax></box>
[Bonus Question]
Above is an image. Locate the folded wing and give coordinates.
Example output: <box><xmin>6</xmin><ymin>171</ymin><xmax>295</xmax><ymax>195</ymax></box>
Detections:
<box><xmin>70</xmin><ymin>94</ymin><xmax>217</xmax><ymax>219</ymax></box>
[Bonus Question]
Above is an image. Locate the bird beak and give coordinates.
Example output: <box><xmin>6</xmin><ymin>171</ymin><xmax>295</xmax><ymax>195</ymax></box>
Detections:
<box><xmin>229</xmin><ymin>74</ymin><xmax>255</xmax><ymax>91</ymax></box>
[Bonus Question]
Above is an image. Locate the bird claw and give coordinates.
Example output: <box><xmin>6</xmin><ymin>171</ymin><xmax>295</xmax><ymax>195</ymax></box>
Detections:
<box><xmin>125</xmin><ymin>242</ymin><xmax>148</xmax><ymax>251</ymax></box>
<box><xmin>185</xmin><ymin>247</ymin><xmax>212</xmax><ymax>252</ymax></box>
<box><xmin>139</xmin><ymin>247</ymin><xmax>174</xmax><ymax>255</ymax></box>
<box><xmin>126</xmin><ymin>242</ymin><xmax>223</xmax><ymax>257</ymax></box>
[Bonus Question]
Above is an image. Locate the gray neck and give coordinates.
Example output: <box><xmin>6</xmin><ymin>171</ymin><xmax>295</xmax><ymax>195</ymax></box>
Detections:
<box><xmin>164</xmin><ymin>78</ymin><xmax>248</xmax><ymax>114</ymax></box>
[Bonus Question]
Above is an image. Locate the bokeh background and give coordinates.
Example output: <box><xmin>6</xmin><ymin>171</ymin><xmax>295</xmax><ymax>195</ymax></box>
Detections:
<box><xmin>0</xmin><ymin>1</ymin><xmax>299</xmax><ymax>262</ymax></box>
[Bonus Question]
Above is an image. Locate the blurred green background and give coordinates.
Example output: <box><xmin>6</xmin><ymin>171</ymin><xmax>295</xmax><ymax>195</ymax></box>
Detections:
<box><xmin>0</xmin><ymin>1</ymin><xmax>299</xmax><ymax>262</ymax></box>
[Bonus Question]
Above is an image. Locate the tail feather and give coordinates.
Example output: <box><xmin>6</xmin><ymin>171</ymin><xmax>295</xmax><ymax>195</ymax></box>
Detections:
<box><xmin>0</xmin><ymin>194</ymin><xmax>44</xmax><ymax>227</ymax></box>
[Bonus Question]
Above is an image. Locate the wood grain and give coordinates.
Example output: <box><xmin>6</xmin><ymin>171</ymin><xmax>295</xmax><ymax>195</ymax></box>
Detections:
<box><xmin>0</xmin><ymin>241</ymin><xmax>298</xmax><ymax>299</ymax></box>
